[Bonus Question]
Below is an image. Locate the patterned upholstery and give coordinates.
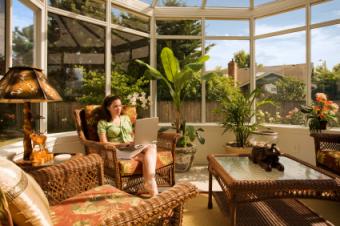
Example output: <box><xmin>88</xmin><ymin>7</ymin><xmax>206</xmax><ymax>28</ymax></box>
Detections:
<box><xmin>316</xmin><ymin>149</ymin><xmax>340</xmax><ymax>174</ymax></box>
<box><xmin>119</xmin><ymin>149</ymin><xmax>173</xmax><ymax>175</ymax></box>
<box><xmin>50</xmin><ymin>185</ymin><xmax>144</xmax><ymax>226</ymax></box>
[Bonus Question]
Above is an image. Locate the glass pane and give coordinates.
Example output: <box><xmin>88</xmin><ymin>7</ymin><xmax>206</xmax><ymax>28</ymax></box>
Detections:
<box><xmin>112</xmin><ymin>7</ymin><xmax>149</xmax><ymax>33</ymax></box>
<box><xmin>256</xmin><ymin>31</ymin><xmax>307</xmax><ymax>125</ymax></box>
<box><xmin>157</xmin><ymin>39</ymin><xmax>202</xmax><ymax>123</ymax></box>
<box><xmin>48</xmin><ymin>0</ymin><xmax>105</xmax><ymax>21</ymax></box>
<box><xmin>205</xmin><ymin>20</ymin><xmax>249</xmax><ymax>36</ymax></box>
<box><xmin>47</xmin><ymin>13</ymin><xmax>105</xmax><ymax>133</ymax></box>
<box><xmin>311</xmin><ymin>25</ymin><xmax>340</xmax><ymax>128</ymax></box>
<box><xmin>205</xmin><ymin>40</ymin><xmax>250</xmax><ymax>122</ymax></box>
<box><xmin>158</xmin><ymin>0</ymin><xmax>201</xmax><ymax>7</ymax></box>
<box><xmin>111</xmin><ymin>30</ymin><xmax>150</xmax><ymax>118</ymax></box>
<box><xmin>254</xmin><ymin>0</ymin><xmax>277</xmax><ymax>7</ymax></box>
<box><xmin>157</xmin><ymin>19</ymin><xmax>202</xmax><ymax>35</ymax></box>
<box><xmin>12</xmin><ymin>0</ymin><xmax>34</xmax><ymax>66</ymax></box>
<box><xmin>256</xmin><ymin>8</ymin><xmax>305</xmax><ymax>35</ymax></box>
<box><xmin>0</xmin><ymin>0</ymin><xmax>4</xmax><ymax>76</ymax></box>
<box><xmin>139</xmin><ymin>0</ymin><xmax>153</xmax><ymax>4</ymax></box>
<box><xmin>312</xmin><ymin>0</ymin><xmax>340</xmax><ymax>24</ymax></box>
<box><xmin>206</xmin><ymin>0</ymin><xmax>249</xmax><ymax>8</ymax></box>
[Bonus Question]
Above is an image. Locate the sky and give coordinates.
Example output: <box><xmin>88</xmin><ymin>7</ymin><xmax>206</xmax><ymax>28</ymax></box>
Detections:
<box><xmin>11</xmin><ymin>0</ymin><xmax>340</xmax><ymax>70</ymax></box>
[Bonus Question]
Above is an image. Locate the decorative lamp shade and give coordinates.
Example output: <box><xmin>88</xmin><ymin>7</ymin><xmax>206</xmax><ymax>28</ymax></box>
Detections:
<box><xmin>0</xmin><ymin>66</ymin><xmax>62</xmax><ymax>103</ymax></box>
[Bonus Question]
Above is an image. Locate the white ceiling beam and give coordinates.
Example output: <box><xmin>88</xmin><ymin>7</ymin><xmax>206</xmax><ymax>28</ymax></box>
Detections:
<box><xmin>154</xmin><ymin>7</ymin><xmax>251</xmax><ymax>19</ymax></box>
<box><xmin>151</xmin><ymin>0</ymin><xmax>158</xmax><ymax>8</ymax></box>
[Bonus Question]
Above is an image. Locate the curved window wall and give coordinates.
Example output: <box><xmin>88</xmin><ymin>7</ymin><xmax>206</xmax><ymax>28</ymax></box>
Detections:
<box><xmin>0</xmin><ymin>0</ymin><xmax>339</xmax><ymax>140</ymax></box>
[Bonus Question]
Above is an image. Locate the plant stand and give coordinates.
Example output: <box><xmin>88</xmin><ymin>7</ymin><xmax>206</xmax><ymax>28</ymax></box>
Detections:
<box><xmin>175</xmin><ymin>146</ymin><xmax>197</xmax><ymax>172</ymax></box>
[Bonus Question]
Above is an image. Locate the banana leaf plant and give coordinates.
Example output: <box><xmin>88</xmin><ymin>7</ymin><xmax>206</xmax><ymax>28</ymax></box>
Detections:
<box><xmin>136</xmin><ymin>47</ymin><xmax>214</xmax><ymax>136</ymax></box>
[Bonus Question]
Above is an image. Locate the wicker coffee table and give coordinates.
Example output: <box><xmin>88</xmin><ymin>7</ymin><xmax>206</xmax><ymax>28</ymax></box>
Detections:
<box><xmin>208</xmin><ymin>153</ymin><xmax>340</xmax><ymax>226</ymax></box>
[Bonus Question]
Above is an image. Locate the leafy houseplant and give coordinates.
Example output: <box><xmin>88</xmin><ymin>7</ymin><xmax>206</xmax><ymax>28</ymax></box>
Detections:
<box><xmin>300</xmin><ymin>92</ymin><xmax>339</xmax><ymax>132</ymax></box>
<box><xmin>217</xmin><ymin>88</ymin><xmax>270</xmax><ymax>148</ymax></box>
<box><xmin>137</xmin><ymin>47</ymin><xmax>213</xmax><ymax>171</ymax></box>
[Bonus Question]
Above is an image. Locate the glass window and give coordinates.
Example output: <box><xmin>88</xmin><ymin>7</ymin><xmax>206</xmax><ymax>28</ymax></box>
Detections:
<box><xmin>255</xmin><ymin>31</ymin><xmax>307</xmax><ymax>125</ymax></box>
<box><xmin>48</xmin><ymin>0</ymin><xmax>105</xmax><ymax>21</ymax></box>
<box><xmin>12</xmin><ymin>0</ymin><xmax>34</xmax><ymax>66</ymax></box>
<box><xmin>312</xmin><ymin>0</ymin><xmax>340</xmax><ymax>24</ymax></box>
<box><xmin>206</xmin><ymin>0</ymin><xmax>249</xmax><ymax>8</ymax></box>
<box><xmin>157</xmin><ymin>19</ymin><xmax>202</xmax><ymax>35</ymax></box>
<box><xmin>1</xmin><ymin>0</ymin><xmax>38</xmax><ymax>145</ymax></box>
<box><xmin>157</xmin><ymin>39</ymin><xmax>202</xmax><ymax>123</ymax></box>
<box><xmin>254</xmin><ymin>0</ymin><xmax>276</xmax><ymax>7</ymax></box>
<box><xmin>112</xmin><ymin>7</ymin><xmax>149</xmax><ymax>33</ymax></box>
<box><xmin>140</xmin><ymin>0</ymin><xmax>153</xmax><ymax>4</ymax></box>
<box><xmin>205</xmin><ymin>40</ymin><xmax>250</xmax><ymax>122</ymax></box>
<box><xmin>158</xmin><ymin>0</ymin><xmax>201</xmax><ymax>7</ymax></box>
<box><xmin>205</xmin><ymin>20</ymin><xmax>249</xmax><ymax>36</ymax></box>
<box><xmin>256</xmin><ymin>8</ymin><xmax>305</xmax><ymax>35</ymax></box>
<box><xmin>111</xmin><ymin>30</ymin><xmax>150</xmax><ymax>118</ymax></box>
<box><xmin>47</xmin><ymin>13</ymin><xmax>105</xmax><ymax>133</ymax></box>
<box><xmin>0</xmin><ymin>0</ymin><xmax>4</xmax><ymax>76</ymax></box>
<box><xmin>311</xmin><ymin>25</ymin><xmax>340</xmax><ymax>127</ymax></box>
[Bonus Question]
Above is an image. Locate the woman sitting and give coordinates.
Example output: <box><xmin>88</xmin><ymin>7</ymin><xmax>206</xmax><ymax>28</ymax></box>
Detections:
<box><xmin>97</xmin><ymin>95</ymin><xmax>158</xmax><ymax>197</ymax></box>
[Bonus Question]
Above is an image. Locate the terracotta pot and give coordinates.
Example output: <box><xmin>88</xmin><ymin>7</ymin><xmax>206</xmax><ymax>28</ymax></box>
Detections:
<box><xmin>224</xmin><ymin>143</ymin><xmax>252</xmax><ymax>155</ymax></box>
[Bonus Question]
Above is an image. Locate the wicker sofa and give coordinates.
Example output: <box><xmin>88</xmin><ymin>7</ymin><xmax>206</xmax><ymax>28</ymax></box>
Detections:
<box><xmin>1</xmin><ymin>154</ymin><xmax>198</xmax><ymax>226</ymax></box>
<box><xmin>73</xmin><ymin>105</ymin><xmax>179</xmax><ymax>193</ymax></box>
<box><xmin>311</xmin><ymin>132</ymin><xmax>340</xmax><ymax>175</ymax></box>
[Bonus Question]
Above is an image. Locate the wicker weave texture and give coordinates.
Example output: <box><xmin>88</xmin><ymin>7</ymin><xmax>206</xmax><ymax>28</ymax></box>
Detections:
<box><xmin>73</xmin><ymin>108</ymin><xmax>179</xmax><ymax>193</ymax></box>
<box><xmin>29</xmin><ymin>153</ymin><xmax>198</xmax><ymax>225</ymax></box>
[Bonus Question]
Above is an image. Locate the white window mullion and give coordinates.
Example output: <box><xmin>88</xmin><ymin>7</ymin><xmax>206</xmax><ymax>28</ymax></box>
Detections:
<box><xmin>306</xmin><ymin>1</ymin><xmax>312</xmax><ymax>106</ymax></box>
<box><xmin>150</xmin><ymin>13</ymin><xmax>157</xmax><ymax>117</ymax></box>
<box><xmin>201</xmin><ymin>17</ymin><xmax>206</xmax><ymax>123</ymax></box>
<box><xmin>105</xmin><ymin>0</ymin><xmax>112</xmax><ymax>96</ymax></box>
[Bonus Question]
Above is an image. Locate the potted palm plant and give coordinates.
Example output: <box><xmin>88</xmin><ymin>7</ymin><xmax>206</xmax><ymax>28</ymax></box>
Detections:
<box><xmin>137</xmin><ymin>47</ymin><xmax>213</xmax><ymax>171</ymax></box>
<box><xmin>216</xmin><ymin>87</ymin><xmax>271</xmax><ymax>151</ymax></box>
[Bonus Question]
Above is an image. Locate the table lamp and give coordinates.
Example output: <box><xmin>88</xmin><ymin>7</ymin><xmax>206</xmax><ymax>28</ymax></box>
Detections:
<box><xmin>0</xmin><ymin>66</ymin><xmax>62</xmax><ymax>160</ymax></box>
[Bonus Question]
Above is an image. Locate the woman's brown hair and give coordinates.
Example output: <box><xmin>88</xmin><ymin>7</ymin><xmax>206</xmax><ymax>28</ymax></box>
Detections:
<box><xmin>102</xmin><ymin>95</ymin><xmax>121</xmax><ymax>122</ymax></box>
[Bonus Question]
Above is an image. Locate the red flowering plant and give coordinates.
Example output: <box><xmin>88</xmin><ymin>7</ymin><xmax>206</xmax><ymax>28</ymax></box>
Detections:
<box><xmin>300</xmin><ymin>93</ymin><xmax>339</xmax><ymax>132</ymax></box>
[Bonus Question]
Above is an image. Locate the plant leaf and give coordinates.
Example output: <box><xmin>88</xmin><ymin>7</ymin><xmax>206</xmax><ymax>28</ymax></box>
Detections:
<box><xmin>160</xmin><ymin>47</ymin><xmax>179</xmax><ymax>82</ymax></box>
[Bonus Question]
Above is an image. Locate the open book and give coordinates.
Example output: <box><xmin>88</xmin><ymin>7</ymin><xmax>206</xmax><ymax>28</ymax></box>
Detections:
<box><xmin>116</xmin><ymin>144</ymin><xmax>146</xmax><ymax>159</ymax></box>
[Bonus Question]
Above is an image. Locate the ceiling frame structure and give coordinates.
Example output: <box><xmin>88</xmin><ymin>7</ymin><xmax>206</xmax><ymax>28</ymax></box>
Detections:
<box><xmin>5</xmin><ymin>0</ymin><xmax>339</xmax><ymax>129</ymax></box>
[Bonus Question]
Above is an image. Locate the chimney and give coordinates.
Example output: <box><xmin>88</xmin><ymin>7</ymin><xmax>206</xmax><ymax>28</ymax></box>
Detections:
<box><xmin>228</xmin><ymin>59</ymin><xmax>238</xmax><ymax>86</ymax></box>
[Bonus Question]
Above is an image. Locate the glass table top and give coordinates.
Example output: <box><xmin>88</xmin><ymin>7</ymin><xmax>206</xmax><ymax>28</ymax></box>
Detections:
<box><xmin>215</xmin><ymin>156</ymin><xmax>331</xmax><ymax>181</ymax></box>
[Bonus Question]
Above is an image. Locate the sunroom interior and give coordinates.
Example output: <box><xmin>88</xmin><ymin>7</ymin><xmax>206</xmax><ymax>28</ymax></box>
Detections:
<box><xmin>0</xmin><ymin>0</ymin><xmax>339</xmax><ymax>225</ymax></box>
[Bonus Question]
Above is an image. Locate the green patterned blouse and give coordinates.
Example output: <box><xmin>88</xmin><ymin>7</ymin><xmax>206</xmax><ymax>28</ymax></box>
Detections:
<box><xmin>97</xmin><ymin>115</ymin><xmax>133</xmax><ymax>143</ymax></box>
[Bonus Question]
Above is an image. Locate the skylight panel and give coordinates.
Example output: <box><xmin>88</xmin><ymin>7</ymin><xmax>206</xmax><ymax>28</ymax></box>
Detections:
<box><xmin>254</xmin><ymin>0</ymin><xmax>276</xmax><ymax>7</ymax></box>
<box><xmin>158</xmin><ymin>0</ymin><xmax>201</xmax><ymax>7</ymax></box>
<box><xmin>205</xmin><ymin>0</ymin><xmax>249</xmax><ymax>8</ymax></box>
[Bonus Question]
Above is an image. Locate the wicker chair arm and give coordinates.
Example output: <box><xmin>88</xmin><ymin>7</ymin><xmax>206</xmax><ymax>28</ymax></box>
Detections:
<box><xmin>30</xmin><ymin>154</ymin><xmax>104</xmax><ymax>205</ymax></box>
<box><xmin>103</xmin><ymin>182</ymin><xmax>198</xmax><ymax>226</ymax></box>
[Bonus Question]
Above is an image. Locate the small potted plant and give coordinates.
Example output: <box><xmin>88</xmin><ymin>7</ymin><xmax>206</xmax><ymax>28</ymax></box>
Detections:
<box><xmin>300</xmin><ymin>92</ymin><xmax>339</xmax><ymax>132</ymax></box>
<box><xmin>137</xmin><ymin>47</ymin><xmax>213</xmax><ymax>171</ymax></box>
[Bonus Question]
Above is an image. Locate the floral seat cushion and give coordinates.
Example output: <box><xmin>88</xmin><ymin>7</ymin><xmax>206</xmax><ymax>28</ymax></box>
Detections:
<box><xmin>50</xmin><ymin>185</ymin><xmax>144</xmax><ymax>226</ymax></box>
<box><xmin>119</xmin><ymin>148</ymin><xmax>173</xmax><ymax>175</ymax></box>
<box><xmin>316</xmin><ymin>149</ymin><xmax>340</xmax><ymax>174</ymax></box>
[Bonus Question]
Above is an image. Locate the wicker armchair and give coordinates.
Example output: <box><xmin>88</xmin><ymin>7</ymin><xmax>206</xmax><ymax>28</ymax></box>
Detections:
<box><xmin>27</xmin><ymin>154</ymin><xmax>198</xmax><ymax>226</ymax></box>
<box><xmin>311</xmin><ymin>133</ymin><xmax>340</xmax><ymax>175</ymax></box>
<box><xmin>73</xmin><ymin>105</ymin><xmax>179</xmax><ymax>193</ymax></box>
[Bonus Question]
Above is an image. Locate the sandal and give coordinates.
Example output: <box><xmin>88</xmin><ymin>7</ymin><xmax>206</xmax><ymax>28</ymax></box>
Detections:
<box><xmin>144</xmin><ymin>179</ymin><xmax>158</xmax><ymax>197</ymax></box>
